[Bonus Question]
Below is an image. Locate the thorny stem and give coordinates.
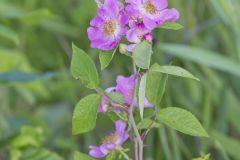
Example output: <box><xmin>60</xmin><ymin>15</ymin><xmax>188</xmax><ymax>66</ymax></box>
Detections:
<box><xmin>134</xmin><ymin>138</ymin><xmax>139</xmax><ymax>160</ymax></box>
<box><xmin>141</xmin><ymin>113</ymin><xmax>157</xmax><ymax>140</ymax></box>
<box><xmin>129</xmin><ymin>111</ymin><xmax>143</xmax><ymax>160</ymax></box>
<box><xmin>141</xmin><ymin>121</ymin><xmax>153</xmax><ymax>140</ymax></box>
<box><xmin>129</xmin><ymin>60</ymin><xmax>144</xmax><ymax>160</ymax></box>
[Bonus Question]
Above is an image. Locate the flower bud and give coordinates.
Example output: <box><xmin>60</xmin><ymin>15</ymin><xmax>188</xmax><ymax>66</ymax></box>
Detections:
<box><xmin>144</xmin><ymin>33</ymin><xmax>153</xmax><ymax>42</ymax></box>
<box><xmin>119</xmin><ymin>43</ymin><xmax>127</xmax><ymax>54</ymax></box>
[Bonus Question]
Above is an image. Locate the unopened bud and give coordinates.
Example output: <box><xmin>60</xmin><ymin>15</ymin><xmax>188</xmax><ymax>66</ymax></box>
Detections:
<box><xmin>119</xmin><ymin>43</ymin><xmax>127</xmax><ymax>54</ymax></box>
<box><xmin>144</xmin><ymin>33</ymin><xmax>153</xmax><ymax>42</ymax></box>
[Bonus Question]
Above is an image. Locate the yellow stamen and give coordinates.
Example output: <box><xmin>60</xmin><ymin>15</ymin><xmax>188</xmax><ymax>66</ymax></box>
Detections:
<box><xmin>102</xmin><ymin>132</ymin><xmax>117</xmax><ymax>144</ymax></box>
<box><xmin>144</xmin><ymin>1</ymin><xmax>157</xmax><ymax>14</ymax></box>
<box><xmin>104</xmin><ymin>21</ymin><xmax>116</xmax><ymax>35</ymax></box>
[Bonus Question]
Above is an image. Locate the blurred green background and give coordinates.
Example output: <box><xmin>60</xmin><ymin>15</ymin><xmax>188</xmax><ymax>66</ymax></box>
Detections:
<box><xmin>0</xmin><ymin>0</ymin><xmax>240</xmax><ymax>159</ymax></box>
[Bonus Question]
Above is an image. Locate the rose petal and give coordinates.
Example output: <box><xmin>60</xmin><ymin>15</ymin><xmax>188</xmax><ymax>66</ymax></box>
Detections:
<box><xmin>115</xmin><ymin>120</ymin><xmax>129</xmax><ymax>145</ymax></box>
<box><xmin>89</xmin><ymin>146</ymin><xmax>106</xmax><ymax>158</ymax></box>
<box><xmin>115</xmin><ymin>120</ymin><xmax>126</xmax><ymax>137</ymax></box>
<box><xmin>103</xmin><ymin>0</ymin><xmax>119</xmax><ymax>18</ymax></box>
<box><xmin>151</xmin><ymin>0</ymin><xmax>168</xmax><ymax>11</ymax></box>
<box><xmin>100</xmin><ymin>143</ymin><xmax>116</xmax><ymax>154</ymax></box>
<box><xmin>143</xmin><ymin>16</ymin><xmax>157</xmax><ymax>30</ymax></box>
<box><xmin>116</xmin><ymin>75</ymin><xmax>136</xmax><ymax>105</ymax></box>
<box><xmin>126</xmin><ymin>28</ymin><xmax>141</xmax><ymax>43</ymax></box>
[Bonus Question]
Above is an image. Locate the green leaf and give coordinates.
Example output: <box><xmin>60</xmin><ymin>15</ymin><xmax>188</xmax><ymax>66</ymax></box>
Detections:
<box><xmin>225</xmin><ymin>90</ymin><xmax>240</xmax><ymax>133</ymax></box>
<box><xmin>10</xmin><ymin>126</ymin><xmax>44</xmax><ymax>148</ymax></box>
<box><xmin>0</xmin><ymin>48</ymin><xmax>31</xmax><ymax>72</ymax></box>
<box><xmin>137</xmin><ymin>118</ymin><xmax>160</xmax><ymax>129</ymax></box>
<box><xmin>107</xmin><ymin>112</ymin><xmax>119</xmax><ymax>123</ymax></box>
<box><xmin>106</xmin><ymin>151</ymin><xmax>117</xmax><ymax>160</ymax></box>
<box><xmin>71</xmin><ymin>44</ymin><xmax>99</xmax><ymax>89</ymax></box>
<box><xmin>0</xmin><ymin>3</ymin><xmax>53</xmax><ymax>22</ymax></box>
<box><xmin>0</xmin><ymin>3</ymin><xmax>79</xmax><ymax>36</ymax></box>
<box><xmin>192</xmin><ymin>154</ymin><xmax>211</xmax><ymax>160</ymax></box>
<box><xmin>157</xmin><ymin>107</ymin><xmax>209</xmax><ymax>137</ymax></box>
<box><xmin>0</xmin><ymin>3</ymin><xmax>23</xmax><ymax>18</ymax></box>
<box><xmin>108</xmin><ymin>92</ymin><xmax>125</xmax><ymax>104</ymax></box>
<box><xmin>150</xmin><ymin>63</ymin><xmax>200</xmax><ymax>81</ymax></box>
<box><xmin>99</xmin><ymin>48</ymin><xmax>117</xmax><ymax>70</ymax></box>
<box><xmin>160</xmin><ymin>22</ymin><xmax>184</xmax><ymax>30</ymax></box>
<box><xmin>212</xmin><ymin>131</ymin><xmax>240</xmax><ymax>159</ymax></box>
<box><xmin>0</xmin><ymin>25</ymin><xmax>19</xmax><ymax>44</ymax></box>
<box><xmin>159</xmin><ymin>43</ymin><xmax>240</xmax><ymax>77</ymax></box>
<box><xmin>133</xmin><ymin>41</ymin><xmax>152</xmax><ymax>69</ymax></box>
<box><xmin>23</xmin><ymin>148</ymin><xmax>64</xmax><ymax>160</ymax></box>
<box><xmin>0</xmin><ymin>71</ymin><xmax>55</xmax><ymax>83</ymax></box>
<box><xmin>146</xmin><ymin>72</ymin><xmax>168</xmax><ymax>106</ymax></box>
<box><xmin>10</xmin><ymin>149</ymin><xmax>21</xmax><ymax>160</ymax></box>
<box><xmin>39</xmin><ymin>20</ymin><xmax>79</xmax><ymax>37</ymax></box>
<box><xmin>74</xmin><ymin>151</ymin><xmax>96</xmax><ymax>160</ymax></box>
<box><xmin>20</xmin><ymin>9</ymin><xmax>53</xmax><ymax>24</ymax></box>
<box><xmin>72</xmin><ymin>94</ymin><xmax>101</xmax><ymax>135</ymax></box>
<box><xmin>139</xmin><ymin>73</ymin><xmax>147</xmax><ymax>119</ymax></box>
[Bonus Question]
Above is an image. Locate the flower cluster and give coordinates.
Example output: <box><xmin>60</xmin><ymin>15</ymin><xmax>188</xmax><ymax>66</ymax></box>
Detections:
<box><xmin>89</xmin><ymin>75</ymin><xmax>152</xmax><ymax>158</ymax></box>
<box><xmin>87</xmin><ymin>0</ymin><xmax>180</xmax><ymax>158</ymax></box>
<box><xmin>87</xmin><ymin>0</ymin><xmax>180</xmax><ymax>51</ymax></box>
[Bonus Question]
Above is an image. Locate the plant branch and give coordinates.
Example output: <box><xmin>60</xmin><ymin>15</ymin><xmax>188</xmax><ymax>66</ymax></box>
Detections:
<box><xmin>129</xmin><ymin>61</ymin><xmax>144</xmax><ymax>160</ymax></box>
<box><xmin>141</xmin><ymin>113</ymin><xmax>157</xmax><ymax>140</ymax></box>
<box><xmin>134</xmin><ymin>138</ymin><xmax>139</xmax><ymax>160</ymax></box>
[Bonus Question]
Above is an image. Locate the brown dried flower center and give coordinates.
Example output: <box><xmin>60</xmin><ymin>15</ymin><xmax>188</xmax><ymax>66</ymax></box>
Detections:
<box><xmin>144</xmin><ymin>1</ymin><xmax>157</xmax><ymax>14</ymax></box>
<box><xmin>104</xmin><ymin>21</ymin><xmax>116</xmax><ymax>35</ymax></box>
<box><xmin>102</xmin><ymin>132</ymin><xmax>117</xmax><ymax>144</ymax></box>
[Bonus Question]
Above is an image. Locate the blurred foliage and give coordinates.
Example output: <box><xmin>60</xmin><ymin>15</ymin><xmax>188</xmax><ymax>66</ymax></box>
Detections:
<box><xmin>0</xmin><ymin>0</ymin><xmax>240</xmax><ymax>160</ymax></box>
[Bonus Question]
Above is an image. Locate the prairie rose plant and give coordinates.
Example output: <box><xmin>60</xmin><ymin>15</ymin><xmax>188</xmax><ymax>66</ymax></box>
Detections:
<box><xmin>71</xmin><ymin>0</ymin><xmax>209</xmax><ymax>160</ymax></box>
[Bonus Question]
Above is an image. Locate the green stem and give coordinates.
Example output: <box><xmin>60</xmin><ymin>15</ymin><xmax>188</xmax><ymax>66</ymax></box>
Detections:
<box><xmin>129</xmin><ymin>61</ymin><xmax>144</xmax><ymax>160</ymax></box>
<box><xmin>129</xmin><ymin>111</ymin><xmax>143</xmax><ymax>160</ymax></box>
<box><xmin>134</xmin><ymin>138</ymin><xmax>139</xmax><ymax>160</ymax></box>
